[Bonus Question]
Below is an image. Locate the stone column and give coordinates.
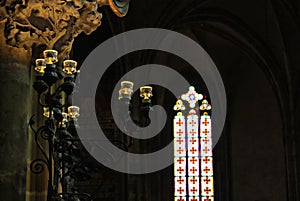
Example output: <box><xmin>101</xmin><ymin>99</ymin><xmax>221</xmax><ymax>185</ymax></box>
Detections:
<box><xmin>0</xmin><ymin>23</ymin><xmax>31</xmax><ymax>201</ymax></box>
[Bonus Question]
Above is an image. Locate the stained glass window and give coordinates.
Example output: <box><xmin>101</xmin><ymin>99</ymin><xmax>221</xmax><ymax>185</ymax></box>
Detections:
<box><xmin>174</xmin><ymin>87</ymin><xmax>213</xmax><ymax>201</ymax></box>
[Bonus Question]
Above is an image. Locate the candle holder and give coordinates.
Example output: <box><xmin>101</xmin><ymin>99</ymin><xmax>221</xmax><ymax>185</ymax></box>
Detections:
<box><xmin>63</xmin><ymin>60</ymin><xmax>78</xmax><ymax>75</ymax></box>
<box><xmin>68</xmin><ymin>106</ymin><xmax>80</xmax><ymax>119</ymax></box>
<box><xmin>118</xmin><ymin>81</ymin><xmax>134</xmax><ymax>101</ymax></box>
<box><xmin>43</xmin><ymin>50</ymin><xmax>58</xmax><ymax>64</ymax></box>
<box><xmin>29</xmin><ymin>50</ymin><xmax>94</xmax><ymax>201</ymax></box>
<box><xmin>140</xmin><ymin>86</ymin><xmax>153</xmax><ymax>103</ymax></box>
<box><xmin>118</xmin><ymin>82</ymin><xmax>154</xmax><ymax>128</ymax></box>
<box><xmin>39</xmin><ymin>50</ymin><xmax>59</xmax><ymax>86</ymax></box>
<box><xmin>35</xmin><ymin>59</ymin><xmax>46</xmax><ymax>74</ymax></box>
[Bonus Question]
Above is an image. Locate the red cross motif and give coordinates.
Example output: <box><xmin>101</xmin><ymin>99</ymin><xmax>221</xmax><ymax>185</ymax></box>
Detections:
<box><xmin>202</xmin><ymin>129</ymin><xmax>210</xmax><ymax>135</ymax></box>
<box><xmin>190</xmin><ymin>187</ymin><xmax>198</xmax><ymax>194</ymax></box>
<box><xmin>203</xmin><ymin>176</ymin><xmax>211</xmax><ymax>184</ymax></box>
<box><xmin>190</xmin><ymin>157</ymin><xmax>197</xmax><ymax>164</ymax></box>
<box><xmin>190</xmin><ymin>197</ymin><xmax>198</xmax><ymax>201</ymax></box>
<box><xmin>203</xmin><ymin>157</ymin><xmax>210</xmax><ymax>164</ymax></box>
<box><xmin>202</xmin><ymin>147</ymin><xmax>210</xmax><ymax>154</ymax></box>
<box><xmin>176</xmin><ymin>129</ymin><xmax>184</xmax><ymax>136</ymax></box>
<box><xmin>177</xmin><ymin>138</ymin><xmax>184</xmax><ymax>145</ymax></box>
<box><xmin>177</xmin><ymin>147</ymin><xmax>184</xmax><ymax>154</ymax></box>
<box><xmin>190</xmin><ymin>167</ymin><xmax>197</xmax><ymax>174</ymax></box>
<box><xmin>202</xmin><ymin>138</ymin><xmax>209</xmax><ymax>144</ymax></box>
<box><xmin>177</xmin><ymin>167</ymin><xmax>184</xmax><ymax>174</ymax></box>
<box><xmin>202</xmin><ymin>119</ymin><xmax>209</xmax><ymax>126</ymax></box>
<box><xmin>204</xmin><ymin>187</ymin><xmax>211</xmax><ymax>194</ymax></box>
<box><xmin>189</xmin><ymin>120</ymin><xmax>196</xmax><ymax>126</ymax></box>
<box><xmin>190</xmin><ymin>147</ymin><xmax>197</xmax><ymax>154</ymax></box>
<box><xmin>203</xmin><ymin>166</ymin><xmax>210</xmax><ymax>174</ymax></box>
<box><xmin>176</xmin><ymin>119</ymin><xmax>183</xmax><ymax>126</ymax></box>
<box><xmin>189</xmin><ymin>129</ymin><xmax>196</xmax><ymax>136</ymax></box>
<box><xmin>203</xmin><ymin>197</ymin><xmax>212</xmax><ymax>201</ymax></box>
<box><xmin>177</xmin><ymin>177</ymin><xmax>184</xmax><ymax>184</ymax></box>
<box><xmin>177</xmin><ymin>197</ymin><xmax>185</xmax><ymax>201</ymax></box>
<box><xmin>177</xmin><ymin>187</ymin><xmax>184</xmax><ymax>194</ymax></box>
<box><xmin>177</xmin><ymin>157</ymin><xmax>184</xmax><ymax>164</ymax></box>
<box><xmin>189</xmin><ymin>138</ymin><xmax>197</xmax><ymax>144</ymax></box>
<box><xmin>190</xmin><ymin>176</ymin><xmax>198</xmax><ymax>184</ymax></box>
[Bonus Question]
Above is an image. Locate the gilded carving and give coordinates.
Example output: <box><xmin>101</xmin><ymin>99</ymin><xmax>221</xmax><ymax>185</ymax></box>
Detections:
<box><xmin>0</xmin><ymin>0</ymin><xmax>129</xmax><ymax>59</ymax></box>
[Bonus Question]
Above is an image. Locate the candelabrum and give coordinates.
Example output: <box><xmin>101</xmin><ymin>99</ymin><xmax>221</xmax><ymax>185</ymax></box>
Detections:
<box><xmin>29</xmin><ymin>57</ymin><xmax>155</xmax><ymax>200</ymax></box>
<box><xmin>29</xmin><ymin>50</ymin><xmax>92</xmax><ymax>201</ymax></box>
<box><xmin>118</xmin><ymin>81</ymin><xmax>153</xmax><ymax>129</ymax></box>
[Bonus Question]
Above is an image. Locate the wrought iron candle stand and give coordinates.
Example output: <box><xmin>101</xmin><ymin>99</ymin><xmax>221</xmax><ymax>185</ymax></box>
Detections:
<box><xmin>29</xmin><ymin>59</ymin><xmax>154</xmax><ymax>201</ymax></box>
<box><xmin>118</xmin><ymin>81</ymin><xmax>153</xmax><ymax>132</ymax></box>
<box><xmin>29</xmin><ymin>50</ymin><xmax>92</xmax><ymax>201</ymax></box>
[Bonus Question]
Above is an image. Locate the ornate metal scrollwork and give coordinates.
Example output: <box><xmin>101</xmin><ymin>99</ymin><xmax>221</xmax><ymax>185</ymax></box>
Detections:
<box><xmin>30</xmin><ymin>158</ymin><xmax>49</xmax><ymax>174</ymax></box>
<box><xmin>28</xmin><ymin>52</ymin><xmax>102</xmax><ymax>201</ymax></box>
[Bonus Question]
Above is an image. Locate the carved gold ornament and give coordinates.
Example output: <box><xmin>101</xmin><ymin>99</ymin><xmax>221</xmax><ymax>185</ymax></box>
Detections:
<box><xmin>0</xmin><ymin>0</ymin><xmax>130</xmax><ymax>58</ymax></box>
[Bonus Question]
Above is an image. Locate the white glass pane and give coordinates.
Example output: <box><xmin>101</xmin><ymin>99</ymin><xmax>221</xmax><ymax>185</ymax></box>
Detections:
<box><xmin>200</xmin><ymin>137</ymin><xmax>211</xmax><ymax>146</ymax></box>
<box><xmin>174</xmin><ymin>116</ymin><xmax>186</xmax><ymax>138</ymax></box>
<box><xmin>188</xmin><ymin>138</ymin><xmax>199</xmax><ymax>157</ymax></box>
<box><xmin>201</xmin><ymin>157</ymin><xmax>213</xmax><ymax>167</ymax></box>
<box><xmin>200</xmin><ymin>127</ymin><xmax>211</xmax><ymax>138</ymax></box>
<box><xmin>188</xmin><ymin>176</ymin><xmax>200</xmax><ymax>196</ymax></box>
<box><xmin>189</xmin><ymin>196</ymin><xmax>200</xmax><ymax>201</ymax></box>
<box><xmin>201</xmin><ymin>176</ymin><xmax>213</xmax><ymax>187</ymax></box>
<box><xmin>175</xmin><ymin>156</ymin><xmax>186</xmax><ymax>166</ymax></box>
<box><xmin>200</xmin><ymin>116</ymin><xmax>211</xmax><ymax>127</ymax></box>
<box><xmin>200</xmin><ymin>162</ymin><xmax>213</xmax><ymax>176</ymax></box>
<box><xmin>174</xmin><ymin>138</ymin><xmax>186</xmax><ymax>157</ymax></box>
<box><xmin>175</xmin><ymin>197</ymin><xmax>187</xmax><ymax>201</ymax></box>
<box><xmin>188</xmin><ymin>157</ymin><xmax>199</xmax><ymax>166</ymax></box>
<box><xmin>201</xmin><ymin>197</ymin><xmax>214</xmax><ymax>201</ymax></box>
<box><xmin>200</xmin><ymin>116</ymin><xmax>211</xmax><ymax>138</ymax></box>
<box><xmin>187</xmin><ymin>114</ymin><xmax>198</xmax><ymax>138</ymax></box>
<box><xmin>174</xmin><ymin>158</ymin><xmax>186</xmax><ymax>176</ymax></box>
<box><xmin>188</xmin><ymin>162</ymin><xmax>199</xmax><ymax>176</ymax></box>
<box><xmin>200</xmin><ymin>144</ymin><xmax>212</xmax><ymax>157</ymax></box>
<box><xmin>175</xmin><ymin>176</ymin><xmax>186</xmax><ymax>186</ymax></box>
<box><xmin>201</xmin><ymin>176</ymin><xmax>214</xmax><ymax>196</ymax></box>
<box><xmin>175</xmin><ymin>177</ymin><xmax>186</xmax><ymax>196</ymax></box>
